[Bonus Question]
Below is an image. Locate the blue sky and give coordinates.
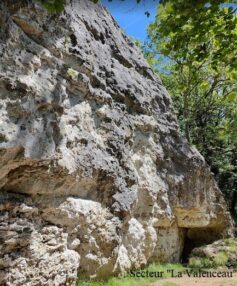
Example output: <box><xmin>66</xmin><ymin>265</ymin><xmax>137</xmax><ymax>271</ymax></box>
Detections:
<box><xmin>101</xmin><ymin>0</ymin><xmax>159</xmax><ymax>41</ymax></box>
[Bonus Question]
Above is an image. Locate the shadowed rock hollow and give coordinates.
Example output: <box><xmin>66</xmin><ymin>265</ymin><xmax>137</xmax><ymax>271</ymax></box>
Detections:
<box><xmin>0</xmin><ymin>0</ymin><xmax>233</xmax><ymax>285</ymax></box>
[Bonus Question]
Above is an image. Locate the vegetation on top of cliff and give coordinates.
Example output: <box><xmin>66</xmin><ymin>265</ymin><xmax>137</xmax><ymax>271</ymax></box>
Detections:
<box><xmin>37</xmin><ymin>0</ymin><xmax>65</xmax><ymax>12</ymax></box>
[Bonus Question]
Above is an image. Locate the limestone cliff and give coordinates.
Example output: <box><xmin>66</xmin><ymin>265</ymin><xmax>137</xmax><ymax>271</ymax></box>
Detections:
<box><xmin>0</xmin><ymin>0</ymin><xmax>233</xmax><ymax>285</ymax></box>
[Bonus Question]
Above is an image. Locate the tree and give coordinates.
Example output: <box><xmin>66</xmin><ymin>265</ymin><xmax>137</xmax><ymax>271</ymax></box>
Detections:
<box><xmin>146</xmin><ymin>0</ymin><xmax>237</xmax><ymax>219</ymax></box>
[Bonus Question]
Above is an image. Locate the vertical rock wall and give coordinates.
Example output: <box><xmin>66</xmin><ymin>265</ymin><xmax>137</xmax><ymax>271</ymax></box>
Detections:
<box><xmin>0</xmin><ymin>0</ymin><xmax>233</xmax><ymax>285</ymax></box>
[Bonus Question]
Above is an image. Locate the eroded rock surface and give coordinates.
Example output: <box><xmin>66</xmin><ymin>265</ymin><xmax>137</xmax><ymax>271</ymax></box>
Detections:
<box><xmin>0</xmin><ymin>0</ymin><xmax>233</xmax><ymax>285</ymax></box>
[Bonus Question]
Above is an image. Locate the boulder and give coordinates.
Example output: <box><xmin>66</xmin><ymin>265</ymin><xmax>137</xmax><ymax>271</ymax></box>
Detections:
<box><xmin>189</xmin><ymin>238</ymin><xmax>237</xmax><ymax>268</ymax></box>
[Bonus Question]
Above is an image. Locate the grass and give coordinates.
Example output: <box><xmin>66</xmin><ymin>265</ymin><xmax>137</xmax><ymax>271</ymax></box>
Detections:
<box><xmin>213</xmin><ymin>252</ymin><xmax>229</xmax><ymax>266</ymax></box>
<box><xmin>163</xmin><ymin>283</ymin><xmax>180</xmax><ymax>286</ymax></box>
<box><xmin>189</xmin><ymin>252</ymin><xmax>228</xmax><ymax>269</ymax></box>
<box><xmin>189</xmin><ymin>238</ymin><xmax>237</xmax><ymax>269</ymax></box>
<box><xmin>77</xmin><ymin>263</ymin><xmax>184</xmax><ymax>286</ymax></box>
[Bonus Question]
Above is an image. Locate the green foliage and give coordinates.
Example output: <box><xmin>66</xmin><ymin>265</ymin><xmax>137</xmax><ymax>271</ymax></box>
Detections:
<box><xmin>37</xmin><ymin>0</ymin><xmax>100</xmax><ymax>13</ymax></box>
<box><xmin>189</xmin><ymin>252</ymin><xmax>229</xmax><ymax>269</ymax></box>
<box><xmin>150</xmin><ymin>0</ymin><xmax>237</xmax><ymax>70</ymax></box>
<box><xmin>38</xmin><ymin>0</ymin><xmax>65</xmax><ymax>12</ymax></box>
<box><xmin>189</xmin><ymin>238</ymin><xmax>237</xmax><ymax>269</ymax></box>
<box><xmin>189</xmin><ymin>257</ymin><xmax>214</xmax><ymax>268</ymax></box>
<box><xmin>189</xmin><ymin>252</ymin><xmax>228</xmax><ymax>269</ymax></box>
<box><xmin>146</xmin><ymin>0</ymin><xmax>237</xmax><ymax>220</ymax></box>
<box><xmin>213</xmin><ymin>252</ymin><xmax>229</xmax><ymax>266</ymax></box>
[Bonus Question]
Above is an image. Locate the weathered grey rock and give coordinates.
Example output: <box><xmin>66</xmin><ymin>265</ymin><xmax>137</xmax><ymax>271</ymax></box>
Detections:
<box><xmin>0</xmin><ymin>202</ymin><xmax>80</xmax><ymax>286</ymax></box>
<box><xmin>0</xmin><ymin>0</ymin><xmax>233</xmax><ymax>285</ymax></box>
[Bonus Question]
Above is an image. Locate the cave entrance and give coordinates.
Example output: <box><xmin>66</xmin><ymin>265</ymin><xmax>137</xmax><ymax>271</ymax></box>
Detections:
<box><xmin>182</xmin><ymin>232</ymin><xmax>197</xmax><ymax>263</ymax></box>
<box><xmin>181</xmin><ymin>227</ymin><xmax>224</xmax><ymax>264</ymax></box>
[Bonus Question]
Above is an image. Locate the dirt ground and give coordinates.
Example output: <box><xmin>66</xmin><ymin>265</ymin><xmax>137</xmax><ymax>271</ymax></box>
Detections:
<box><xmin>153</xmin><ymin>271</ymin><xmax>237</xmax><ymax>286</ymax></box>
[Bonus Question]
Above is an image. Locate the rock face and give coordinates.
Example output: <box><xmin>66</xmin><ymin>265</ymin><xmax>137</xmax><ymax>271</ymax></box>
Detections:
<box><xmin>0</xmin><ymin>0</ymin><xmax>233</xmax><ymax>285</ymax></box>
